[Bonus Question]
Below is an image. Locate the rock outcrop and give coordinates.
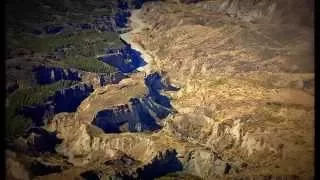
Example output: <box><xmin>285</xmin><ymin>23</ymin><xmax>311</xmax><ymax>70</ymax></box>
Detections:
<box><xmin>46</xmin><ymin>121</ymin><xmax>233</xmax><ymax>179</ymax></box>
<box><xmin>24</xmin><ymin>127</ymin><xmax>62</xmax><ymax>153</ymax></box>
<box><xmin>78</xmin><ymin>149</ymin><xmax>183</xmax><ymax>179</ymax></box>
<box><xmin>183</xmin><ymin>149</ymin><xmax>232</xmax><ymax>178</ymax></box>
<box><xmin>92</xmin><ymin>72</ymin><xmax>176</xmax><ymax>133</ymax></box>
<box><xmin>33</xmin><ymin>65</ymin><xmax>126</xmax><ymax>88</ymax></box>
<box><xmin>92</xmin><ymin>100</ymin><xmax>161</xmax><ymax>133</ymax></box>
<box><xmin>10</xmin><ymin>127</ymin><xmax>62</xmax><ymax>155</ymax></box>
<box><xmin>136</xmin><ymin>149</ymin><xmax>183</xmax><ymax>179</ymax></box>
<box><xmin>33</xmin><ymin>66</ymin><xmax>82</xmax><ymax>84</ymax></box>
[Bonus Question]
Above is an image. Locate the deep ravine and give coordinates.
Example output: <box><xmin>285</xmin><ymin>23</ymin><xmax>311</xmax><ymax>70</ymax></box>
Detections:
<box><xmin>120</xmin><ymin>9</ymin><xmax>153</xmax><ymax>74</ymax></box>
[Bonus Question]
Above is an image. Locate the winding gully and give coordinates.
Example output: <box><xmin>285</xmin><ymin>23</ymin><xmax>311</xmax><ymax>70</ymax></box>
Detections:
<box><xmin>90</xmin><ymin>8</ymin><xmax>179</xmax><ymax>133</ymax></box>
<box><xmin>120</xmin><ymin>9</ymin><xmax>153</xmax><ymax>74</ymax></box>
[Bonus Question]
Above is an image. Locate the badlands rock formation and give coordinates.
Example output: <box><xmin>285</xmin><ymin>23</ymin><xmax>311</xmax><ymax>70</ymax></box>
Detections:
<box><xmin>6</xmin><ymin>0</ymin><xmax>314</xmax><ymax>179</ymax></box>
<box><xmin>127</xmin><ymin>0</ymin><xmax>314</xmax><ymax>178</ymax></box>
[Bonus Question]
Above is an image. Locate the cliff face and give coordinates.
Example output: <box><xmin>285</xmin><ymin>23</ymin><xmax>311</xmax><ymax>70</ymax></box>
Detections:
<box><xmin>33</xmin><ymin>65</ymin><xmax>126</xmax><ymax>88</ymax></box>
<box><xmin>92</xmin><ymin>97</ymin><xmax>164</xmax><ymax>133</ymax></box>
<box><xmin>86</xmin><ymin>72</ymin><xmax>176</xmax><ymax>133</ymax></box>
<box><xmin>33</xmin><ymin>66</ymin><xmax>82</xmax><ymax>84</ymax></box>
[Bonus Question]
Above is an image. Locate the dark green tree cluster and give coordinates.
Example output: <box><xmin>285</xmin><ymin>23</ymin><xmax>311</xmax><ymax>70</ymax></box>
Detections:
<box><xmin>61</xmin><ymin>57</ymin><xmax>118</xmax><ymax>74</ymax></box>
<box><xmin>6</xmin><ymin>80</ymin><xmax>77</xmax><ymax>140</ymax></box>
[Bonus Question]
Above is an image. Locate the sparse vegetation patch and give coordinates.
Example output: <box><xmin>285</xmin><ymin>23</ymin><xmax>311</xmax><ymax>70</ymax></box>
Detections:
<box><xmin>8</xmin><ymin>31</ymin><xmax>124</xmax><ymax>55</ymax></box>
<box><xmin>59</xmin><ymin>57</ymin><xmax>119</xmax><ymax>74</ymax></box>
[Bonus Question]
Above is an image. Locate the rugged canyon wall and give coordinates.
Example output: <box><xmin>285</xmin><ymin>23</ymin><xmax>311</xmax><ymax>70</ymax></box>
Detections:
<box><xmin>167</xmin><ymin>0</ymin><xmax>314</xmax><ymax>28</ymax></box>
<box><xmin>41</xmin><ymin>71</ymin><xmax>234</xmax><ymax>179</ymax></box>
<box><xmin>33</xmin><ymin>65</ymin><xmax>126</xmax><ymax>88</ymax></box>
<box><xmin>131</xmin><ymin>0</ymin><xmax>314</xmax><ymax>178</ymax></box>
